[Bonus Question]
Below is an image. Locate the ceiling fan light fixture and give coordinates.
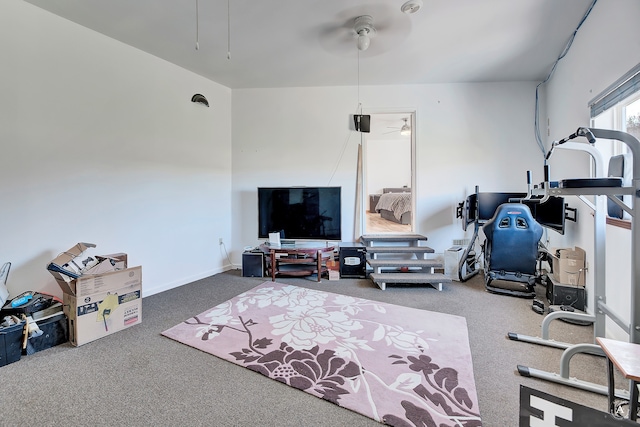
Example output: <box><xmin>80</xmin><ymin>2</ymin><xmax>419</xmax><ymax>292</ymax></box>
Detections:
<box><xmin>354</xmin><ymin>15</ymin><xmax>376</xmax><ymax>51</ymax></box>
<box><xmin>357</xmin><ymin>32</ymin><xmax>370</xmax><ymax>51</ymax></box>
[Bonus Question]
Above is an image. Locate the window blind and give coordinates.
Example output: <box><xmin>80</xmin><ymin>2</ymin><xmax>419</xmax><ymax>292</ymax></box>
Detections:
<box><xmin>589</xmin><ymin>62</ymin><xmax>640</xmax><ymax>118</ymax></box>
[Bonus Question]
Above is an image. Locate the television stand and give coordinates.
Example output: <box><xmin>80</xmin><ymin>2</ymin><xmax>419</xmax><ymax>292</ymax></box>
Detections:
<box><xmin>259</xmin><ymin>243</ymin><xmax>335</xmax><ymax>282</ymax></box>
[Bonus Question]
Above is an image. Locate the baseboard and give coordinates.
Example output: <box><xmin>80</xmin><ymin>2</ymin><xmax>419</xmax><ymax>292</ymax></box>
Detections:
<box><xmin>142</xmin><ymin>265</ymin><xmax>232</xmax><ymax>297</ymax></box>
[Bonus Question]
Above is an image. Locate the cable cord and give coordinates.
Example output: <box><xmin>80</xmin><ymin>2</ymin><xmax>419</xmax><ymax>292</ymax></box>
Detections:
<box><xmin>327</xmin><ymin>102</ymin><xmax>362</xmax><ymax>185</ymax></box>
<box><xmin>327</xmin><ymin>49</ymin><xmax>363</xmax><ymax>185</ymax></box>
<box><xmin>534</xmin><ymin>0</ymin><xmax>598</xmax><ymax>156</ymax></box>
<box><xmin>227</xmin><ymin>0</ymin><xmax>231</xmax><ymax>59</ymax></box>
<box><xmin>195</xmin><ymin>0</ymin><xmax>199</xmax><ymax>50</ymax></box>
<box><xmin>220</xmin><ymin>242</ymin><xmax>236</xmax><ymax>269</ymax></box>
<box><xmin>357</xmin><ymin>50</ymin><xmax>360</xmax><ymax>106</ymax></box>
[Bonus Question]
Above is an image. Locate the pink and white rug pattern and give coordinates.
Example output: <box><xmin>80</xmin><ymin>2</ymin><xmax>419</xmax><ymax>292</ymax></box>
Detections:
<box><xmin>162</xmin><ymin>282</ymin><xmax>482</xmax><ymax>427</ymax></box>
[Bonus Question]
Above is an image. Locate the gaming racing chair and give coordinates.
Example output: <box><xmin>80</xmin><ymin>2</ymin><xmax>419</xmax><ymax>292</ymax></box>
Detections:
<box><xmin>482</xmin><ymin>203</ymin><xmax>543</xmax><ymax>298</ymax></box>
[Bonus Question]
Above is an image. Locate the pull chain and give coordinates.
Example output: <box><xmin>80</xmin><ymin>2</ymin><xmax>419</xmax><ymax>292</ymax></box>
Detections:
<box><xmin>195</xmin><ymin>0</ymin><xmax>199</xmax><ymax>50</ymax></box>
<box><xmin>227</xmin><ymin>0</ymin><xmax>231</xmax><ymax>59</ymax></box>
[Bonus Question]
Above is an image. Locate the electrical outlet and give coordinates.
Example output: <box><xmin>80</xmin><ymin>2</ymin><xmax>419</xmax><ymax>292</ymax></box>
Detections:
<box><xmin>219</xmin><ymin>238</ymin><xmax>223</xmax><ymax>245</ymax></box>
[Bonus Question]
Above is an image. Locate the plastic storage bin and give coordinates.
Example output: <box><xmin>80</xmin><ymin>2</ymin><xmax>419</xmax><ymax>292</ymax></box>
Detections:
<box><xmin>0</xmin><ymin>320</ymin><xmax>25</xmax><ymax>367</ymax></box>
<box><xmin>27</xmin><ymin>313</ymin><xmax>68</xmax><ymax>354</ymax></box>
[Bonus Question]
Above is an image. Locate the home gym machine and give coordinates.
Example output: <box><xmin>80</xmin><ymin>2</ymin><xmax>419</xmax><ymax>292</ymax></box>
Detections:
<box><xmin>506</xmin><ymin>127</ymin><xmax>640</xmax><ymax>403</ymax></box>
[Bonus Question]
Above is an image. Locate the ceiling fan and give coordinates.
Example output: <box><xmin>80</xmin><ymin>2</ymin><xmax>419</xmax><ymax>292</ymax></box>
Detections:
<box><xmin>384</xmin><ymin>118</ymin><xmax>411</xmax><ymax>136</ymax></box>
<box><xmin>316</xmin><ymin>4</ymin><xmax>413</xmax><ymax>57</ymax></box>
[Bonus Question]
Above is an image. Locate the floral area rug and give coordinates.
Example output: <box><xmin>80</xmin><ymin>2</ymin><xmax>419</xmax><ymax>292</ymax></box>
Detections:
<box><xmin>162</xmin><ymin>282</ymin><xmax>482</xmax><ymax>426</ymax></box>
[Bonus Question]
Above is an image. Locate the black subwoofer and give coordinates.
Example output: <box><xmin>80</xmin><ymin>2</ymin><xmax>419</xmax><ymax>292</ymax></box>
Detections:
<box><xmin>546</xmin><ymin>280</ymin><xmax>585</xmax><ymax>311</ymax></box>
<box><xmin>242</xmin><ymin>252</ymin><xmax>264</xmax><ymax>277</ymax></box>
<box><xmin>339</xmin><ymin>243</ymin><xmax>366</xmax><ymax>278</ymax></box>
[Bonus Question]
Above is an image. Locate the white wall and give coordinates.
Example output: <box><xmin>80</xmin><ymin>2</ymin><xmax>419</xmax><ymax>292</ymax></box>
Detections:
<box><xmin>366</xmin><ymin>138</ymin><xmax>411</xmax><ymax>196</ymax></box>
<box><xmin>542</xmin><ymin>0</ymin><xmax>640</xmax><ymax>339</ymax></box>
<box><xmin>0</xmin><ymin>1</ymin><xmax>233</xmax><ymax>298</ymax></box>
<box><xmin>232</xmin><ymin>82</ymin><xmax>543</xmax><ymax>258</ymax></box>
<box><xmin>7</xmin><ymin>0</ymin><xmax>630</xmax><ymax>314</ymax></box>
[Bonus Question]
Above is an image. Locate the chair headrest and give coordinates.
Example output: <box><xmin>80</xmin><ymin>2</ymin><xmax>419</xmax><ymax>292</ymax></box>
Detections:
<box><xmin>492</xmin><ymin>203</ymin><xmax>534</xmax><ymax>219</ymax></box>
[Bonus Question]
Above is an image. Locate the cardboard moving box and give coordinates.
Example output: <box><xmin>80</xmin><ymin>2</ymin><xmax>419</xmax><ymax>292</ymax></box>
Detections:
<box><xmin>47</xmin><ymin>243</ymin><xmax>142</xmax><ymax>346</ymax></box>
<box><xmin>326</xmin><ymin>257</ymin><xmax>340</xmax><ymax>281</ymax></box>
<box><xmin>550</xmin><ymin>246</ymin><xmax>586</xmax><ymax>286</ymax></box>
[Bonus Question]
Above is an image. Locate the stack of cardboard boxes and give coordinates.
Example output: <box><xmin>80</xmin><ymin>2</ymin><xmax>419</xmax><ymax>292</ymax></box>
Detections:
<box><xmin>0</xmin><ymin>244</ymin><xmax>142</xmax><ymax>367</ymax></box>
<box><xmin>47</xmin><ymin>243</ymin><xmax>142</xmax><ymax>346</ymax></box>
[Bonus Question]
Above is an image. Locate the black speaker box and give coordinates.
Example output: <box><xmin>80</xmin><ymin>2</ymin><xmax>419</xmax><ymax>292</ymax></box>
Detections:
<box><xmin>339</xmin><ymin>243</ymin><xmax>367</xmax><ymax>278</ymax></box>
<box><xmin>353</xmin><ymin>115</ymin><xmax>370</xmax><ymax>133</ymax></box>
<box><xmin>546</xmin><ymin>280</ymin><xmax>585</xmax><ymax>311</ymax></box>
<box><xmin>242</xmin><ymin>252</ymin><xmax>264</xmax><ymax>277</ymax></box>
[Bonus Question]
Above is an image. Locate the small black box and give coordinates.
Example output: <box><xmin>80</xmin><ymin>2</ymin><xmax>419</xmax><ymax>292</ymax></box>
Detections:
<box><xmin>0</xmin><ymin>320</ymin><xmax>25</xmax><ymax>367</ymax></box>
<box><xmin>242</xmin><ymin>252</ymin><xmax>264</xmax><ymax>277</ymax></box>
<box><xmin>546</xmin><ymin>280</ymin><xmax>585</xmax><ymax>311</ymax></box>
<box><xmin>339</xmin><ymin>242</ymin><xmax>367</xmax><ymax>278</ymax></box>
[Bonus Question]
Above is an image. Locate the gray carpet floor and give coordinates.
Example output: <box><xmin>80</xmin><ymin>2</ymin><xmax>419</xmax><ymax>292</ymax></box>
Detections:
<box><xmin>0</xmin><ymin>270</ymin><xmax>618</xmax><ymax>426</ymax></box>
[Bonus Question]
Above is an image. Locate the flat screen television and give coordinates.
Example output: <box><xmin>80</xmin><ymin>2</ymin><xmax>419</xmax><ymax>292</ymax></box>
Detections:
<box><xmin>258</xmin><ymin>187</ymin><xmax>342</xmax><ymax>241</ymax></box>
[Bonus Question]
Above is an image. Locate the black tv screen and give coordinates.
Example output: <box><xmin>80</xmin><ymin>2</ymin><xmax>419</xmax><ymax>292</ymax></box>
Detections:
<box><xmin>463</xmin><ymin>193</ymin><xmax>477</xmax><ymax>230</ymax></box>
<box><xmin>477</xmin><ymin>192</ymin><xmax>527</xmax><ymax>221</ymax></box>
<box><xmin>524</xmin><ymin>196</ymin><xmax>566</xmax><ymax>235</ymax></box>
<box><xmin>258</xmin><ymin>187</ymin><xmax>342</xmax><ymax>241</ymax></box>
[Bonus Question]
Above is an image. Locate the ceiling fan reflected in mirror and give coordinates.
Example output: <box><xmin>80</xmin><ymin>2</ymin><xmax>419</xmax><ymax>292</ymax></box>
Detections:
<box><xmin>384</xmin><ymin>117</ymin><xmax>411</xmax><ymax>136</ymax></box>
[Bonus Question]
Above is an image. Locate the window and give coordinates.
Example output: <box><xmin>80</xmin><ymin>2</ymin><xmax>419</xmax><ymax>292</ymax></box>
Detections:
<box><xmin>624</xmin><ymin>95</ymin><xmax>640</xmax><ymax>140</ymax></box>
<box><xmin>592</xmin><ymin>91</ymin><xmax>640</xmax><ymax>157</ymax></box>
<box><xmin>590</xmin><ymin>62</ymin><xmax>640</xmax><ymax>153</ymax></box>
<box><xmin>589</xmin><ymin>63</ymin><xmax>640</xmax><ymax>227</ymax></box>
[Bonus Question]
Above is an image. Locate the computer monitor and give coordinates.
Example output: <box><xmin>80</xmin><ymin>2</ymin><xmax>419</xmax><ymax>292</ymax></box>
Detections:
<box><xmin>477</xmin><ymin>192</ymin><xmax>527</xmax><ymax>221</ymax></box>
<box><xmin>524</xmin><ymin>196</ymin><xmax>566</xmax><ymax>234</ymax></box>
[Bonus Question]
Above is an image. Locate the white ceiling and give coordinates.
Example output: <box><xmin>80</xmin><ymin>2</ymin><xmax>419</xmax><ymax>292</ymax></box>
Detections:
<box><xmin>24</xmin><ymin>0</ymin><xmax>595</xmax><ymax>89</ymax></box>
